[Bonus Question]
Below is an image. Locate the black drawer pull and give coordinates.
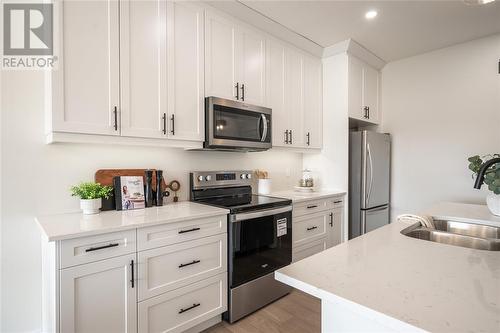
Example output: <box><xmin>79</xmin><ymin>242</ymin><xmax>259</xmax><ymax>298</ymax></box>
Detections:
<box><xmin>85</xmin><ymin>243</ymin><xmax>119</xmax><ymax>252</ymax></box>
<box><xmin>334</xmin><ymin>201</ymin><xmax>342</xmax><ymax>204</ymax></box>
<box><xmin>306</xmin><ymin>205</ymin><xmax>318</xmax><ymax>209</ymax></box>
<box><xmin>306</xmin><ymin>226</ymin><xmax>318</xmax><ymax>231</ymax></box>
<box><xmin>178</xmin><ymin>227</ymin><xmax>200</xmax><ymax>234</ymax></box>
<box><xmin>179</xmin><ymin>303</ymin><xmax>200</xmax><ymax>314</ymax></box>
<box><xmin>178</xmin><ymin>260</ymin><xmax>201</xmax><ymax>268</ymax></box>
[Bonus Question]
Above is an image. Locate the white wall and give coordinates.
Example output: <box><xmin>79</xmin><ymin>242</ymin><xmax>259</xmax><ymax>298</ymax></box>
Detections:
<box><xmin>381</xmin><ymin>34</ymin><xmax>500</xmax><ymax>218</ymax></box>
<box><xmin>0</xmin><ymin>71</ymin><xmax>303</xmax><ymax>332</ymax></box>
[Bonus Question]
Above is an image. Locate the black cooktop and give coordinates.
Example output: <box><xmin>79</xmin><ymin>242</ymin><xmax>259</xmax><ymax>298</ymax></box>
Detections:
<box><xmin>191</xmin><ymin>186</ymin><xmax>291</xmax><ymax>214</ymax></box>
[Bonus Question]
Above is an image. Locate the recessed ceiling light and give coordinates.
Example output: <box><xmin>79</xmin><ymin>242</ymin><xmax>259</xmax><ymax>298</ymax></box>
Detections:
<box><xmin>463</xmin><ymin>0</ymin><xmax>496</xmax><ymax>5</ymax></box>
<box><xmin>365</xmin><ymin>10</ymin><xmax>378</xmax><ymax>20</ymax></box>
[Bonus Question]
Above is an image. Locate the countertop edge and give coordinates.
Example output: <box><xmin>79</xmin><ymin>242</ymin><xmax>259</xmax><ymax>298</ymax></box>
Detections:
<box><xmin>275</xmin><ymin>271</ymin><xmax>426</xmax><ymax>333</ymax></box>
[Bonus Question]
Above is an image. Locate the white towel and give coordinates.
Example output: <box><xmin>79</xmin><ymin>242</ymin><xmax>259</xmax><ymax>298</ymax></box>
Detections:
<box><xmin>397</xmin><ymin>214</ymin><xmax>435</xmax><ymax>229</ymax></box>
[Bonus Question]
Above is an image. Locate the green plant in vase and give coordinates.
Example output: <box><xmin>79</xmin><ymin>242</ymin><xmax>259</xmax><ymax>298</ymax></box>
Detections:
<box><xmin>70</xmin><ymin>182</ymin><xmax>113</xmax><ymax>214</ymax></box>
<box><xmin>468</xmin><ymin>154</ymin><xmax>500</xmax><ymax>216</ymax></box>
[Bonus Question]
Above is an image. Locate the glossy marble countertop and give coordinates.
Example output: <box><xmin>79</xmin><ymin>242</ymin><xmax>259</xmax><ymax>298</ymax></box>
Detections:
<box><xmin>270</xmin><ymin>189</ymin><xmax>346</xmax><ymax>203</ymax></box>
<box><xmin>424</xmin><ymin>201</ymin><xmax>500</xmax><ymax>227</ymax></box>
<box><xmin>276</xmin><ymin>218</ymin><xmax>500</xmax><ymax>332</ymax></box>
<box><xmin>36</xmin><ymin>201</ymin><xmax>229</xmax><ymax>241</ymax></box>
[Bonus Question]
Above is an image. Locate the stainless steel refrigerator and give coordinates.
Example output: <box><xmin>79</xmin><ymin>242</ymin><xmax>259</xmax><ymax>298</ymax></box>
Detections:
<box><xmin>349</xmin><ymin>131</ymin><xmax>391</xmax><ymax>239</ymax></box>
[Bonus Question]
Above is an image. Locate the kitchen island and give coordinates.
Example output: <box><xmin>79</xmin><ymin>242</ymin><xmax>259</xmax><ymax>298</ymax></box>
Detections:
<box><xmin>275</xmin><ymin>203</ymin><xmax>500</xmax><ymax>332</ymax></box>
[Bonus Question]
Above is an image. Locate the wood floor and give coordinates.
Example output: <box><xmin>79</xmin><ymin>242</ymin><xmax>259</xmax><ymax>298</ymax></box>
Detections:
<box><xmin>203</xmin><ymin>290</ymin><xmax>321</xmax><ymax>333</ymax></box>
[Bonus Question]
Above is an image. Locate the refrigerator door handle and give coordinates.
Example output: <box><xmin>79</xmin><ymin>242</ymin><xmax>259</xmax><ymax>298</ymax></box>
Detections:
<box><xmin>366</xmin><ymin>143</ymin><xmax>374</xmax><ymax>204</ymax></box>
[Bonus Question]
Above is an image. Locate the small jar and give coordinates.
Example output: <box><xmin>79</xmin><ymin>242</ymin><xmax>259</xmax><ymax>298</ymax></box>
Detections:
<box><xmin>299</xmin><ymin>169</ymin><xmax>314</xmax><ymax>187</ymax></box>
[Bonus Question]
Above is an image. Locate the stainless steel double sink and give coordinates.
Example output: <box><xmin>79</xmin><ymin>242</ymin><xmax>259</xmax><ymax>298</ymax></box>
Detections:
<box><xmin>401</xmin><ymin>220</ymin><xmax>500</xmax><ymax>251</ymax></box>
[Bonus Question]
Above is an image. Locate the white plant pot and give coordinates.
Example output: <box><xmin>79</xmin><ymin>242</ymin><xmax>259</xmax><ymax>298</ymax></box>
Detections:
<box><xmin>486</xmin><ymin>193</ymin><xmax>500</xmax><ymax>216</ymax></box>
<box><xmin>258</xmin><ymin>179</ymin><xmax>272</xmax><ymax>195</ymax></box>
<box><xmin>80</xmin><ymin>198</ymin><xmax>102</xmax><ymax>215</ymax></box>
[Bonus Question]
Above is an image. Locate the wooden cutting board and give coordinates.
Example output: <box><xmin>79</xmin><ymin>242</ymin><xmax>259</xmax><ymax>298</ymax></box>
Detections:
<box><xmin>95</xmin><ymin>169</ymin><xmax>160</xmax><ymax>188</ymax></box>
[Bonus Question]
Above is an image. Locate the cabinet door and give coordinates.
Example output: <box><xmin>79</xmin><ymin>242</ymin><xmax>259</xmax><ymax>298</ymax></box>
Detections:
<box><xmin>266</xmin><ymin>39</ymin><xmax>288</xmax><ymax>147</ymax></box>
<box><xmin>60</xmin><ymin>254</ymin><xmax>137</xmax><ymax>333</ymax></box>
<box><xmin>237</xmin><ymin>27</ymin><xmax>266</xmax><ymax>106</ymax></box>
<box><xmin>326</xmin><ymin>208</ymin><xmax>343</xmax><ymax>248</ymax></box>
<box><xmin>167</xmin><ymin>1</ymin><xmax>204</xmax><ymax>141</ymax></box>
<box><xmin>120</xmin><ymin>0</ymin><xmax>167</xmax><ymax>139</ymax></box>
<box><xmin>363</xmin><ymin>65</ymin><xmax>380</xmax><ymax>124</ymax></box>
<box><xmin>285</xmin><ymin>48</ymin><xmax>304</xmax><ymax>147</ymax></box>
<box><xmin>53</xmin><ymin>0</ymin><xmax>120</xmax><ymax>135</ymax></box>
<box><xmin>348</xmin><ymin>56</ymin><xmax>364</xmax><ymax>121</ymax></box>
<box><xmin>303</xmin><ymin>55</ymin><xmax>322</xmax><ymax>149</ymax></box>
<box><xmin>205</xmin><ymin>11</ymin><xmax>237</xmax><ymax>101</ymax></box>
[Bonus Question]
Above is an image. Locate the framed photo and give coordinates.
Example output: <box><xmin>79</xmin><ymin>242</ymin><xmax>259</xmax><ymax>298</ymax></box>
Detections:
<box><xmin>113</xmin><ymin>176</ymin><xmax>145</xmax><ymax>210</ymax></box>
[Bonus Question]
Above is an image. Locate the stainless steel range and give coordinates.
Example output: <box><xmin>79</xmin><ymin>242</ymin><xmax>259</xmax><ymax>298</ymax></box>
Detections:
<box><xmin>190</xmin><ymin>171</ymin><xmax>292</xmax><ymax>323</ymax></box>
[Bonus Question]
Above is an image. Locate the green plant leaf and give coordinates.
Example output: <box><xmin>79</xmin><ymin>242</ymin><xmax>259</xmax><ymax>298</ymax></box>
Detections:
<box><xmin>70</xmin><ymin>182</ymin><xmax>114</xmax><ymax>200</ymax></box>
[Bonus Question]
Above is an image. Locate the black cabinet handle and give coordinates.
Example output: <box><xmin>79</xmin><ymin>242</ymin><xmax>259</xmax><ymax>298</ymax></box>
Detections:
<box><xmin>307</xmin><ymin>226</ymin><xmax>318</xmax><ymax>231</ymax></box>
<box><xmin>306</xmin><ymin>132</ymin><xmax>310</xmax><ymax>146</ymax></box>
<box><xmin>363</xmin><ymin>106</ymin><xmax>369</xmax><ymax>119</ymax></box>
<box><xmin>284</xmin><ymin>130</ymin><xmax>289</xmax><ymax>144</ymax></box>
<box><xmin>367</xmin><ymin>106</ymin><xmax>370</xmax><ymax>119</ymax></box>
<box><xmin>306</xmin><ymin>205</ymin><xmax>318</xmax><ymax>209</ymax></box>
<box><xmin>241</xmin><ymin>84</ymin><xmax>245</xmax><ymax>101</ymax></box>
<box><xmin>170</xmin><ymin>114</ymin><xmax>175</xmax><ymax>135</ymax></box>
<box><xmin>85</xmin><ymin>243</ymin><xmax>119</xmax><ymax>252</ymax></box>
<box><xmin>289</xmin><ymin>130</ymin><xmax>293</xmax><ymax>144</ymax></box>
<box><xmin>329</xmin><ymin>212</ymin><xmax>334</xmax><ymax>227</ymax></box>
<box><xmin>235</xmin><ymin>82</ymin><xmax>239</xmax><ymax>100</ymax></box>
<box><xmin>179</xmin><ymin>303</ymin><xmax>200</xmax><ymax>314</ymax></box>
<box><xmin>178</xmin><ymin>260</ymin><xmax>201</xmax><ymax>268</ymax></box>
<box><xmin>334</xmin><ymin>200</ymin><xmax>342</xmax><ymax>204</ymax></box>
<box><xmin>178</xmin><ymin>227</ymin><xmax>200</xmax><ymax>234</ymax></box>
<box><xmin>162</xmin><ymin>113</ymin><xmax>167</xmax><ymax>135</ymax></box>
<box><xmin>130</xmin><ymin>260</ymin><xmax>135</xmax><ymax>288</ymax></box>
<box><xmin>113</xmin><ymin>106</ymin><xmax>118</xmax><ymax>131</ymax></box>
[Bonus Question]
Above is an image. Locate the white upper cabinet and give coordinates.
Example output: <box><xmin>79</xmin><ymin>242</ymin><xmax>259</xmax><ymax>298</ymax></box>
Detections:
<box><xmin>51</xmin><ymin>0</ymin><xmax>120</xmax><ymax>135</ymax></box>
<box><xmin>120</xmin><ymin>0</ymin><xmax>167</xmax><ymax>139</ymax></box>
<box><xmin>267</xmin><ymin>37</ymin><xmax>322</xmax><ymax>149</ymax></box>
<box><xmin>166</xmin><ymin>1</ymin><xmax>205</xmax><ymax>141</ymax></box>
<box><xmin>348</xmin><ymin>56</ymin><xmax>380</xmax><ymax>124</ymax></box>
<box><xmin>303</xmin><ymin>55</ymin><xmax>322</xmax><ymax>149</ymax></box>
<box><xmin>205</xmin><ymin>11</ymin><xmax>266</xmax><ymax>105</ymax></box>
<box><xmin>236</xmin><ymin>27</ymin><xmax>266</xmax><ymax>105</ymax></box>
<box><xmin>205</xmin><ymin>11</ymin><xmax>238</xmax><ymax>101</ymax></box>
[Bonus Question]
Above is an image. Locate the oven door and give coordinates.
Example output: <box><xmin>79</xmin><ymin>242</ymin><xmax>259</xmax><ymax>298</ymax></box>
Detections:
<box><xmin>228</xmin><ymin>206</ymin><xmax>292</xmax><ymax>288</ymax></box>
<box><xmin>205</xmin><ymin>97</ymin><xmax>272</xmax><ymax>150</ymax></box>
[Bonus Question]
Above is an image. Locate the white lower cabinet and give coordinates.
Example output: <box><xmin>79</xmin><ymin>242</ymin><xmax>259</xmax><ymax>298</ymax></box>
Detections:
<box><xmin>138</xmin><ymin>273</ymin><xmax>227</xmax><ymax>333</ymax></box>
<box><xmin>60</xmin><ymin>253</ymin><xmax>137</xmax><ymax>333</ymax></box>
<box><xmin>138</xmin><ymin>234</ymin><xmax>227</xmax><ymax>300</ymax></box>
<box><xmin>292</xmin><ymin>196</ymin><xmax>345</xmax><ymax>263</ymax></box>
<box><xmin>45</xmin><ymin>215</ymin><xmax>228</xmax><ymax>333</ymax></box>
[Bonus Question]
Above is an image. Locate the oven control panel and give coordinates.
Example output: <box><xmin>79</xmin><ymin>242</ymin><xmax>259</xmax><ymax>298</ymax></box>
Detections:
<box><xmin>190</xmin><ymin>171</ymin><xmax>253</xmax><ymax>189</ymax></box>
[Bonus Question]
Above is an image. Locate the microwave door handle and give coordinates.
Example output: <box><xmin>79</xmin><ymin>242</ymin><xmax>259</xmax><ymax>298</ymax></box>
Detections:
<box><xmin>260</xmin><ymin>114</ymin><xmax>268</xmax><ymax>142</ymax></box>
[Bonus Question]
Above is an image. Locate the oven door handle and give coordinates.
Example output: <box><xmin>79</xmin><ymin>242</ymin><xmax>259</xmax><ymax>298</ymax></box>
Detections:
<box><xmin>229</xmin><ymin>206</ymin><xmax>292</xmax><ymax>223</ymax></box>
<box><xmin>260</xmin><ymin>114</ymin><xmax>268</xmax><ymax>142</ymax></box>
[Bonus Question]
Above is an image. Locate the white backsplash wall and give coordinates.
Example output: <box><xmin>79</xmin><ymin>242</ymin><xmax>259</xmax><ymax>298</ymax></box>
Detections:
<box><xmin>381</xmin><ymin>33</ymin><xmax>500</xmax><ymax>219</ymax></box>
<box><xmin>0</xmin><ymin>70</ymin><xmax>302</xmax><ymax>332</ymax></box>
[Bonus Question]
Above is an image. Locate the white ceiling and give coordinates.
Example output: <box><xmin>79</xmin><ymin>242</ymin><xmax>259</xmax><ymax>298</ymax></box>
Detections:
<box><xmin>239</xmin><ymin>0</ymin><xmax>500</xmax><ymax>61</ymax></box>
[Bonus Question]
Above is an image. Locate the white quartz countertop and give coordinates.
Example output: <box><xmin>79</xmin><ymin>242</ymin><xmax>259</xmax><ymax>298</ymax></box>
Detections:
<box><xmin>36</xmin><ymin>201</ymin><xmax>229</xmax><ymax>241</ymax></box>
<box><xmin>275</xmin><ymin>217</ymin><xmax>500</xmax><ymax>332</ymax></box>
<box><xmin>270</xmin><ymin>189</ymin><xmax>346</xmax><ymax>203</ymax></box>
<box><xmin>424</xmin><ymin>201</ymin><xmax>500</xmax><ymax>227</ymax></box>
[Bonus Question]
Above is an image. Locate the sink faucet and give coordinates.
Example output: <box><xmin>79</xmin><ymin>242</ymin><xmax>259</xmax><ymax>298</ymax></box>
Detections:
<box><xmin>473</xmin><ymin>157</ymin><xmax>500</xmax><ymax>189</ymax></box>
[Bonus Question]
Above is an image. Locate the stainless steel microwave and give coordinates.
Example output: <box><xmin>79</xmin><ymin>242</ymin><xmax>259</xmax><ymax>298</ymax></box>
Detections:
<box><xmin>204</xmin><ymin>97</ymin><xmax>272</xmax><ymax>151</ymax></box>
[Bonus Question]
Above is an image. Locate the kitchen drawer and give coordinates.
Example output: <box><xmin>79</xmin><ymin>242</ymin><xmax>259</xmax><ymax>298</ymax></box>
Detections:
<box><xmin>293</xmin><ymin>198</ymin><xmax>329</xmax><ymax>217</ymax></box>
<box><xmin>326</xmin><ymin>196</ymin><xmax>344</xmax><ymax>210</ymax></box>
<box><xmin>293</xmin><ymin>212</ymin><xmax>327</xmax><ymax>248</ymax></box>
<box><xmin>292</xmin><ymin>237</ymin><xmax>327</xmax><ymax>263</ymax></box>
<box><xmin>60</xmin><ymin>230</ymin><xmax>136</xmax><ymax>268</ymax></box>
<box><xmin>138</xmin><ymin>273</ymin><xmax>227</xmax><ymax>333</ymax></box>
<box><xmin>137</xmin><ymin>215</ymin><xmax>226</xmax><ymax>251</ymax></box>
<box><xmin>138</xmin><ymin>234</ymin><xmax>227</xmax><ymax>301</ymax></box>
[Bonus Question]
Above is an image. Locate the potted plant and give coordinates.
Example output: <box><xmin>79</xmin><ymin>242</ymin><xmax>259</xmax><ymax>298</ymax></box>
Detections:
<box><xmin>70</xmin><ymin>182</ymin><xmax>114</xmax><ymax>215</ymax></box>
<box><xmin>468</xmin><ymin>154</ymin><xmax>500</xmax><ymax>216</ymax></box>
